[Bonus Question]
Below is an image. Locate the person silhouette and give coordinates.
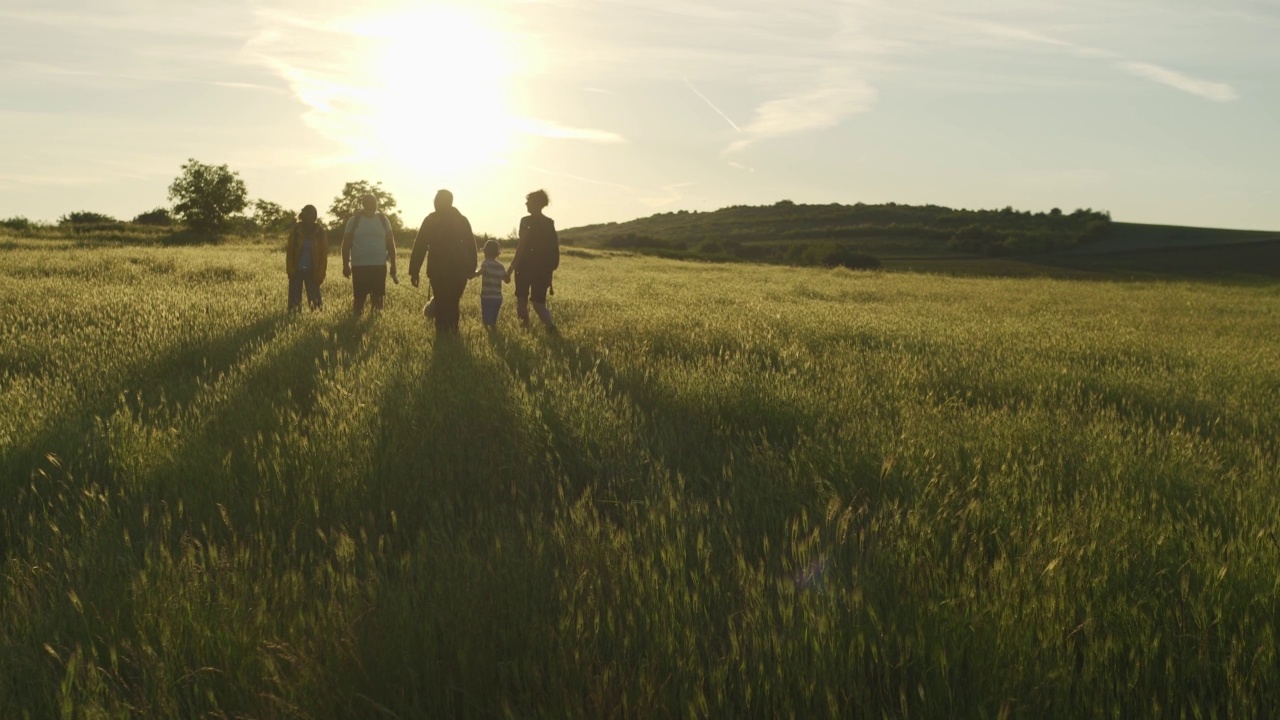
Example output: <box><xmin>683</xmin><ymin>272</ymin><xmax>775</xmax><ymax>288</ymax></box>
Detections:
<box><xmin>409</xmin><ymin>189</ymin><xmax>477</xmax><ymax>336</ymax></box>
<box><xmin>285</xmin><ymin>204</ymin><xmax>328</xmax><ymax>311</ymax></box>
<box><xmin>505</xmin><ymin>189</ymin><xmax>560</xmax><ymax>333</ymax></box>
<box><xmin>341</xmin><ymin>193</ymin><xmax>398</xmax><ymax>316</ymax></box>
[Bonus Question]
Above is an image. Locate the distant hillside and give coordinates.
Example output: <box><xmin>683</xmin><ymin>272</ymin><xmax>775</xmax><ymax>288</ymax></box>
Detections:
<box><xmin>561</xmin><ymin>201</ymin><xmax>1109</xmax><ymax>257</ymax></box>
<box><xmin>559</xmin><ymin>201</ymin><xmax>1280</xmax><ymax>279</ymax></box>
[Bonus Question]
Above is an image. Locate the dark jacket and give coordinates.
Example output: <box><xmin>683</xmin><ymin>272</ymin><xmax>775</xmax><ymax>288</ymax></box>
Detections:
<box><xmin>410</xmin><ymin>207</ymin><xmax>477</xmax><ymax>282</ymax></box>
<box><xmin>285</xmin><ymin>222</ymin><xmax>329</xmax><ymax>285</ymax></box>
<box><xmin>510</xmin><ymin>214</ymin><xmax>559</xmax><ymax>276</ymax></box>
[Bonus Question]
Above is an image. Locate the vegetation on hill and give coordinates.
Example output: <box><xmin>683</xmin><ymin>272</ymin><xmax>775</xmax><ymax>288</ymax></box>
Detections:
<box><xmin>560</xmin><ymin>200</ymin><xmax>1114</xmax><ymax>266</ymax></box>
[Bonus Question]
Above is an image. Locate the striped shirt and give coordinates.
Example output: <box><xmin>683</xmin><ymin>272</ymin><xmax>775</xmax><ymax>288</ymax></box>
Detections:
<box><xmin>479</xmin><ymin>259</ymin><xmax>505</xmax><ymax>299</ymax></box>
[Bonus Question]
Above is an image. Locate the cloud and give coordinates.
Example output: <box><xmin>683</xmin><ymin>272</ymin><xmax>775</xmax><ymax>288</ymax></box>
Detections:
<box><xmin>639</xmin><ymin>182</ymin><xmax>696</xmax><ymax>208</ymax></box>
<box><xmin>725</xmin><ymin>69</ymin><xmax>878</xmax><ymax>154</ymax></box>
<box><xmin>1118</xmin><ymin>61</ymin><xmax>1239</xmax><ymax>102</ymax></box>
<box><xmin>685</xmin><ymin>79</ymin><xmax>742</xmax><ymax>133</ymax></box>
<box><xmin>868</xmin><ymin>5</ymin><xmax>1240</xmax><ymax>103</ymax></box>
<box><xmin>511</xmin><ymin>118</ymin><xmax>628</xmax><ymax>144</ymax></box>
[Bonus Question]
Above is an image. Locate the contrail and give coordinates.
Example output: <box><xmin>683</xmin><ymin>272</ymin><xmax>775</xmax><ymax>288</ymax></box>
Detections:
<box><xmin>684</xmin><ymin>78</ymin><xmax>742</xmax><ymax>132</ymax></box>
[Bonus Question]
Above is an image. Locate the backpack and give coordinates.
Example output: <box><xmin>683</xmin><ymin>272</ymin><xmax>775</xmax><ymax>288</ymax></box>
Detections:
<box><xmin>526</xmin><ymin>215</ymin><xmax>559</xmax><ymax>272</ymax></box>
<box><xmin>351</xmin><ymin>212</ymin><xmax>391</xmax><ymax>239</ymax></box>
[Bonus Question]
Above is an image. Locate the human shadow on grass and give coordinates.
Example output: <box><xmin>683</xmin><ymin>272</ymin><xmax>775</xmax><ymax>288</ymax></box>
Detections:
<box><xmin>330</xmin><ymin>335</ymin><xmax>581</xmax><ymax>714</ymax></box>
<box><xmin>484</xmin><ymin>330</ymin><xmax>890</xmax><ymax>552</ymax></box>
<box><xmin>0</xmin><ymin>311</ymin><xmax>383</xmax><ymax>717</ymax></box>
<box><xmin>0</xmin><ymin>308</ymin><xmax>393</xmax><ymax>575</ymax></box>
<box><xmin>0</xmin><ymin>314</ymin><xmax>289</xmax><ymax>549</ymax></box>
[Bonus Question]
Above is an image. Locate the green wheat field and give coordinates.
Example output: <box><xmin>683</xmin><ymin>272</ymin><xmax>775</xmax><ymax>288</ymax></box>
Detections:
<box><xmin>2</xmin><ymin>236</ymin><xmax>1279</xmax><ymax>718</ymax></box>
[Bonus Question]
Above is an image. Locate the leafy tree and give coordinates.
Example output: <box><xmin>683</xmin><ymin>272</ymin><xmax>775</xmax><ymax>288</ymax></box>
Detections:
<box><xmin>329</xmin><ymin>181</ymin><xmax>401</xmax><ymax>231</ymax></box>
<box><xmin>132</xmin><ymin>208</ymin><xmax>173</xmax><ymax>226</ymax></box>
<box><xmin>168</xmin><ymin>159</ymin><xmax>248</xmax><ymax>233</ymax></box>
<box><xmin>58</xmin><ymin>211</ymin><xmax>118</xmax><ymax>225</ymax></box>
<box><xmin>251</xmin><ymin>199</ymin><xmax>296</xmax><ymax>234</ymax></box>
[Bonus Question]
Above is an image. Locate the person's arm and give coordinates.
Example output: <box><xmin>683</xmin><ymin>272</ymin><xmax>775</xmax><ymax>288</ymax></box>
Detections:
<box><xmin>382</xmin><ymin>214</ymin><xmax>398</xmax><ymax>279</ymax></box>
<box><xmin>506</xmin><ymin>218</ymin><xmax>529</xmax><ymax>279</ymax></box>
<box><xmin>408</xmin><ymin>217</ymin><xmax>430</xmax><ymax>287</ymax></box>
<box><xmin>547</xmin><ymin>218</ymin><xmax>560</xmax><ymax>271</ymax></box>
<box><xmin>317</xmin><ymin>226</ymin><xmax>329</xmax><ymax>283</ymax></box>
<box><xmin>341</xmin><ymin>219</ymin><xmax>353</xmax><ymax>278</ymax></box>
<box><xmin>285</xmin><ymin>225</ymin><xmax>297</xmax><ymax>275</ymax></box>
<box><xmin>463</xmin><ymin>218</ymin><xmax>477</xmax><ymax>278</ymax></box>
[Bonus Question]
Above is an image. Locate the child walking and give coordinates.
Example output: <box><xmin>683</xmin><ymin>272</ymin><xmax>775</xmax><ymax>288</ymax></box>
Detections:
<box><xmin>474</xmin><ymin>239</ymin><xmax>509</xmax><ymax>329</ymax></box>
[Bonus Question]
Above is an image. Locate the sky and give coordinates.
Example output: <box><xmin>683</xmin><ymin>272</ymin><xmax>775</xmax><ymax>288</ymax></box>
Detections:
<box><xmin>2</xmin><ymin>0</ymin><xmax>1279</xmax><ymax>235</ymax></box>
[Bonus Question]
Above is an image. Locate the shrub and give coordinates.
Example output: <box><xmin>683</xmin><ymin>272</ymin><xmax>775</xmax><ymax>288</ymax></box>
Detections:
<box><xmin>58</xmin><ymin>211</ymin><xmax>118</xmax><ymax>225</ymax></box>
<box><xmin>699</xmin><ymin>240</ymin><xmax>724</xmax><ymax>255</ymax></box>
<box><xmin>821</xmin><ymin>246</ymin><xmax>881</xmax><ymax>270</ymax></box>
<box><xmin>948</xmin><ymin>225</ymin><xmax>1007</xmax><ymax>255</ymax></box>
<box><xmin>0</xmin><ymin>217</ymin><xmax>34</xmax><ymax>232</ymax></box>
<box><xmin>1002</xmin><ymin>232</ymin><xmax>1051</xmax><ymax>255</ymax></box>
<box><xmin>606</xmin><ymin>233</ymin><xmax>665</xmax><ymax>249</ymax></box>
<box><xmin>132</xmin><ymin>208</ymin><xmax>173</xmax><ymax>226</ymax></box>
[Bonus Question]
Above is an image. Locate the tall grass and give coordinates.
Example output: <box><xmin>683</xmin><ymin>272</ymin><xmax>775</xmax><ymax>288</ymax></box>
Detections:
<box><xmin>1</xmin><ymin>238</ymin><xmax>1278</xmax><ymax>717</ymax></box>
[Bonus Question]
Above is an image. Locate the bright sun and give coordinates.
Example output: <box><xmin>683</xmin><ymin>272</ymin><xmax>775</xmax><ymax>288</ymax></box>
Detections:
<box><xmin>354</xmin><ymin>6</ymin><xmax>519</xmax><ymax>178</ymax></box>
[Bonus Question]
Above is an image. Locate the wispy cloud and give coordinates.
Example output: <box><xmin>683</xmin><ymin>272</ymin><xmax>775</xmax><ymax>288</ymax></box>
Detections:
<box><xmin>726</xmin><ymin>69</ymin><xmax>878</xmax><ymax>154</ymax></box>
<box><xmin>684</xmin><ymin>79</ymin><xmax>742</xmax><ymax>132</ymax></box>
<box><xmin>639</xmin><ymin>182</ymin><xmax>696</xmax><ymax>208</ymax></box>
<box><xmin>511</xmin><ymin>118</ymin><xmax>628</xmax><ymax>144</ymax></box>
<box><xmin>1118</xmin><ymin>61</ymin><xmax>1238</xmax><ymax>102</ymax></box>
<box><xmin>14</xmin><ymin>61</ymin><xmax>287</xmax><ymax>94</ymax></box>
<box><xmin>862</xmin><ymin>4</ymin><xmax>1240</xmax><ymax>103</ymax></box>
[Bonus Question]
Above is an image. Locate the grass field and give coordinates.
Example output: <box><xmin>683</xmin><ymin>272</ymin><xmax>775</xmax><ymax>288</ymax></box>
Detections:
<box><xmin>2</xmin><ymin>235</ymin><xmax>1279</xmax><ymax>718</ymax></box>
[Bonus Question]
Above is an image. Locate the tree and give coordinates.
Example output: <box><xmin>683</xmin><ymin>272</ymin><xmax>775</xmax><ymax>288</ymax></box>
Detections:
<box><xmin>251</xmin><ymin>199</ymin><xmax>296</xmax><ymax>234</ymax></box>
<box><xmin>58</xmin><ymin>211</ymin><xmax>118</xmax><ymax>225</ymax></box>
<box><xmin>329</xmin><ymin>181</ymin><xmax>401</xmax><ymax>231</ymax></box>
<box><xmin>132</xmin><ymin>208</ymin><xmax>173</xmax><ymax>226</ymax></box>
<box><xmin>168</xmin><ymin>159</ymin><xmax>248</xmax><ymax>233</ymax></box>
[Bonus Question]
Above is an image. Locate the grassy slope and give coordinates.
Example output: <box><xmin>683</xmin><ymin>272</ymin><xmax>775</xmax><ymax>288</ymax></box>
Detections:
<box><xmin>2</xmin><ymin>233</ymin><xmax>1279</xmax><ymax>717</ymax></box>
<box><xmin>561</xmin><ymin>203</ymin><xmax>1280</xmax><ymax>279</ymax></box>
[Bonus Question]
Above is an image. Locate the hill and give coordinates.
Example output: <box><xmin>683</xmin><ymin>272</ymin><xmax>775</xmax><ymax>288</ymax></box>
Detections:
<box><xmin>560</xmin><ymin>202</ymin><xmax>1280</xmax><ymax>279</ymax></box>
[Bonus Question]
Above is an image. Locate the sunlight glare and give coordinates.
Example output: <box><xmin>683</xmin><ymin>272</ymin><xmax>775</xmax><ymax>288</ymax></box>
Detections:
<box><xmin>354</xmin><ymin>6</ymin><xmax>520</xmax><ymax>179</ymax></box>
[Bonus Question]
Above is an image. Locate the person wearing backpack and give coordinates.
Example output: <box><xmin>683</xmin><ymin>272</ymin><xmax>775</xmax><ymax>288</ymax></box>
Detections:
<box><xmin>505</xmin><ymin>189</ymin><xmax>560</xmax><ymax>333</ymax></box>
<box><xmin>341</xmin><ymin>193</ymin><xmax>399</xmax><ymax>316</ymax></box>
<box><xmin>409</xmin><ymin>189</ymin><xmax>477</xmax><ymax>336</ymax></box>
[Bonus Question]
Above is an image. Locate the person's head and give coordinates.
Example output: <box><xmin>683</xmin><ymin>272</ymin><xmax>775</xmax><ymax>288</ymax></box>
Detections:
<box><xmin>299</xmin><ymin>204</ymin><xmax>318</xmax><ymax>224</ymax></box>
<box><xmin>434</xmin><ymin>189</ymin><xmax>454</xmax><ymax>212</ymax></box>
<box><xmin>484</xmin><ymin>239</ymin><xmax>500</xmax><ymax>259</ymax></box>
<box><xmin>525</xmin><ymin>189</ymin><xmax>549</xmax><ymax>214</ymax></box>
<box><xmin>361</xmin><ymin>193</ymin><xmax>378</xmax><ymax>213</ymax></box>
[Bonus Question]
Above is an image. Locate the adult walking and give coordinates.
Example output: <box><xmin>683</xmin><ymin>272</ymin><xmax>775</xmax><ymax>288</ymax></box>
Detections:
<box><xmin>285</xmin><ymin>204</ymin><xmax>328</xmax><ymax>312</ymax></box>
<box><xmin>341</xmin><ymin>193</ymin><xmax>399</xmax><ymax>316</ymax></box>
<box><xmin>409</xmin><ymin>189</ymin><xmax>477</xmax><ymax>335</ymax></box>
<box><xmin>505</xmin><ymin>189</ymin><xmax>560</xmax><ymax>333</ymax></box>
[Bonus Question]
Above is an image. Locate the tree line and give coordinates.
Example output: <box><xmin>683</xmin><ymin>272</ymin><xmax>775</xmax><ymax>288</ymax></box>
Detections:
<box><xmin>1</xmin><ymin>159</ymin><xmax>413</xmax><ymax>240</ymax></box>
